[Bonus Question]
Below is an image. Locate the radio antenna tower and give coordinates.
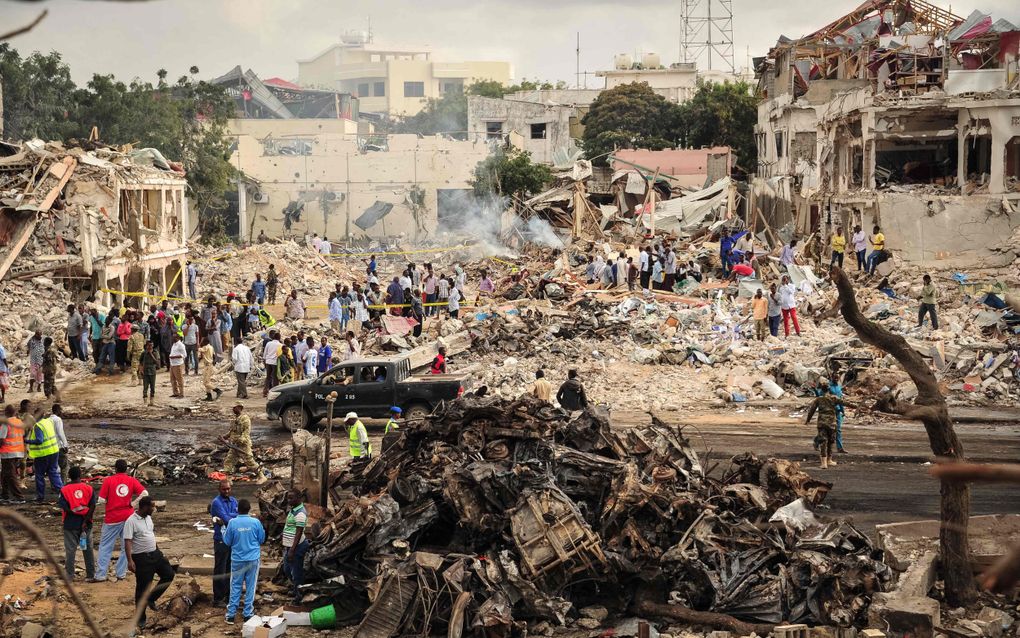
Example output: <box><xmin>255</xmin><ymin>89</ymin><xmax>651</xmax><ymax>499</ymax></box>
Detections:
<box><xmin>680</xmin><ymin>0</ymin><xmax>735</xmax><ymax>72</ymax></box>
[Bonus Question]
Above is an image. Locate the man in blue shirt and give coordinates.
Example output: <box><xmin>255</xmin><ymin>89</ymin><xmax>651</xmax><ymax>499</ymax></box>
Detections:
<box><xmin>251</xmin><ymin>275</ymin><xmax>267</xmax><ymax>305</ymax></box>
<box><xmin>209</xmin><ymin>480</ymin><xmax>238</xmax><ymax>607</ymax></box>
<box><xmin>223</xmin><ymin>499</ymin><xmax>265</xmax><ymax>625</ymax></box>
<box><xmin>317</xmin><ymin>337</ymin><xmax>333</xmax><ymax>375</ymax></box>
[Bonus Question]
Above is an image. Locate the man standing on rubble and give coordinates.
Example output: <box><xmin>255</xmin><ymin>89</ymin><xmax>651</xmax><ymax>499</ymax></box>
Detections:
<box><xmin>285</xmin><ymin>290</ymin><xmax>306</xmax><ymax>320</ymax></box>
<box><xmin>344</xmin><ymin>412</ymin><xmax>372</xmax><ymax>460</ymax></box>
<box><xmin>223</xmin><ymin>404</ymin><xmax>258</xmax><ymax>474</ymax></box>
<box><xmin>830</xmin><ymin>227</ymin><xmax>847</xmax><ymax>269</ymax></box>
<box><xmin>186</xmin><ymin>261</ymin><xmax>198</xmax><ymax>300</ymax></box>
<box><xmin>223</xmin><ymin>498</ymin><xmax>265</xmax><ymax>625</ymax></box>
<box><xmin>282</xmin><ymin>489</ymin><xmax>308</xmax><ymax>605</ymax></box>
<box><xmin>530</xmin><ymin>369</ymin><xmax>552</xmax><ymax>402</ymax></box>
<box><xmin>252</xmin><ymin>274</ymin><xmax>267</xmax><ymax>306</ymax></box>
<box><xmin>866</xmin><ymin>225</ymin><xmax>885</xmax><ymax>275</ymax></box>
<box><xmin>27</xmin><ymin>330</ymin><xmax>45</xmax><ymax>394</ymax></box>
<box><xmin>125</xmin><ymin>496</ymin><xmax>175</xmax><ymax>632</ymax></box>
<box><xmin>66</xmin><ymin>305</ymin><xmax>86</xmax><ymax>362</ymax></box>
<box><xmin>779</xmin><ymin>275</ymin><xmax>801</xmax><ymax>337</ymax></box>
<box><xmin>60</xmin><ymin>465</ymin><xmax>97</xmax><ymax>581</ymax></box>
<box><xmin>95</xmin><ymin>459</ymin><xmax>147</xmax><ymax>581</ymax></box>
<box><xmin>266</xmin><ymin>265</ymin><xmax>279</xmax><ymax>306</ymax></box>
<box><xmin>262</xmin><ymin>331</ymin><xmax>282</xmax><ymax>397</ymax></box>
<box><xmin>918</xmin><ymin>274</ymin><xmax>939</xmax><ymax>330</ymax></box>
<box><xmin>805</xmin><ymin>380</ymin><xmax>842</xmax><ymax>468</ymax></box>
<box><xmin>639</xmin><ymin>246</ymin><xmax>652</xmax><ymax>290</ymax></box>
<box><xmin>42</xmin><ymin>337</ymin><xmax>59</xmax><ymax>399</ymax></box>
<box><xmin>209</xmin><ymin>479</ymin><xmax>238</xmax><ymax>607</ymax></box>
<box><xmin>556</xmin><ymin>370</ymin><xmax>588</xmax><ymax>412</ymax></box>
<box><xmin>752</xmin><ymin>289</ymin><xmax>769</xmax><ymax>341</ymax></box>
<box><xmin>851</xmin><ymin>225</ymin><xmax>867</xmax><ymax>271</ymax></box>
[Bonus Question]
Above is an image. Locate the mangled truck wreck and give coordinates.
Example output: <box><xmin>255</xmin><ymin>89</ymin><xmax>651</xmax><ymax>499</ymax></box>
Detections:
<box><xmin>260</xmin><ymin>396</ymin><xmax>891</xmax><ymax>636</ymax></box>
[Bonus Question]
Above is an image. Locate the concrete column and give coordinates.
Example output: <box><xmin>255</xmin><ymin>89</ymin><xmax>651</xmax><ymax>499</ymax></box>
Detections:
<box><xmin>237</xmin><ymin>181</ymin><xmax>248</xmax><ymax>242</ymax></box>
<box><xmin>957</xmin><ymin>109</ymin><xmax>968</xmax><ymax>189</ymax></box>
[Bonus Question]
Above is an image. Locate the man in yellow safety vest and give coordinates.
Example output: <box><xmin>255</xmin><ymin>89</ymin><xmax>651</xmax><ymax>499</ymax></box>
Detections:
<box><xmin>25</xmin><ymin>409</ymin><xmax>63</xmax><ymax>503</ymax></box>
<box><xmin>344</xmin><ymin>412</ymin><xmax>371</xmax><ymax>460</ymax></box>
<box><xmin>384</xmin><ymin>407</ymin><xmax>401</xmax><ymax>435</ymax></box>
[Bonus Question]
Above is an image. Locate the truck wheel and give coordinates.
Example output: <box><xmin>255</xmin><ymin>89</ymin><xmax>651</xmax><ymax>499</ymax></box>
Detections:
<box><xmin>404</xmin><ymin>403</ymin><xmax>431</xmax><ymax>420</ymax></box>
<box><xmin>280</xmin><ymin>405</ymin><xmax>309</xmax><ymax>431</ymax></box>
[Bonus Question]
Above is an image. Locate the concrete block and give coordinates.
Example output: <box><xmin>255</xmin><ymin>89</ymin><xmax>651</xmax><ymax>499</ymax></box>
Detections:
<box><xmin>708</xmin><ymin>632</ymin><xmax>732</xmax><ymax>638</ymax></box>
<box><xmin>867</xmin><ymin>594</ymin><xmax>940</xmax><ymax>638</ymax></box>
<box><xmin>893</xmin><ymin>550</ymin><xmax>937</xmax><ymax>598</ymax></box>
<box><xmin>860</xmin><ymin>630</ymin><xmax>886</xmax><ymax>638</ymax></box>
<box><xmin>774</xmin><ymin>625</ymin><xmax>810</xmax><ymax>638</ymax></box>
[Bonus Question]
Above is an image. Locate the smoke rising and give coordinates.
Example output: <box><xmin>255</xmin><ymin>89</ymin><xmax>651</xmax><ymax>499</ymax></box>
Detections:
<box><xmin>437</xmin><ymin>190</ymin><xmax>565</xmax><ymax>254</ymax></box>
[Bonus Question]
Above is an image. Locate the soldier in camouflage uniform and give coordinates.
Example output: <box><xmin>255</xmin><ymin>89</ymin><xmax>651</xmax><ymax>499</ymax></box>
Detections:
<box><xmin>126</xmin><ymin>325</ymin><xmax>146</xmax><ymax>386</ymax></box>
<box><xmin>42</xmin><ymin>337</ymin><xmax>59</xmax><ymax>399</ymax></box>
<box><xmin>222</xmin><ymin>404</ymin><xmax>257</xmax><ymax>473</ymax></box>
<box><xmin>805</xmin><ymin>378</ymin><xmax>842</xmax><ymax>469</ymax></box>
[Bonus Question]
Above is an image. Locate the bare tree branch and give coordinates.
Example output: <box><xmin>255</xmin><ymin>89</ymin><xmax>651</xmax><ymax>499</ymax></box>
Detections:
<box><xmin>0</xmin><ymin>9</ymin><xmax>47</xmax><ymax>41</ymax></box>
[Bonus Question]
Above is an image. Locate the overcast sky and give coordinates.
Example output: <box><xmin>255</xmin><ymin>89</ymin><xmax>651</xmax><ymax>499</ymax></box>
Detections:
<box><xmin>3</xmin><ymin>0</ymin><xmax>1019</xmax><ymax>87</ymax></box>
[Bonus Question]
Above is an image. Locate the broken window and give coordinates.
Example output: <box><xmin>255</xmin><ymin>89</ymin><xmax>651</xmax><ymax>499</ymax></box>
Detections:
<box><xmin>357</xmin><ymin>83</ymin><xmax>370</xmax><ymax>97</ymax></box>
<box><xmin>530</xmin><ymin>123</ymin><xmax>547</xmax><ymax>140</ymax></box>
<box><xmin>792</xmin><ymin>132</ymin><xmax>816</xmax><ymax>163</ymax></box>
<box><xmin>486</xmin><ymin>121</ymin><xmax>504</xmax><ymax>140</ymax></box>
<box><xmin>373</xmin><ymin>81</ymin><xmax>385</xmax><ymax>97</ymax></box>
<box><xmin>403</xmin><ymin>81</ymin><xmax>425</xmax><ymax>98</ymax></box>
<box><xmin>143</xmin><ymin>190</ymin><xmax>160</xmax><ymax>231</ymax></box>
<box><xmin>775</xmin><ymin>131</ymin><xmax>785</xmax><ymax>159</ymax></box>
<box><xmin>875</xmin><ymin>138</ymin><xmax>958</xmax><ymax>186</ymax></box>
<box><xmin>1006</xmin><ymin>136</ymin><xmax>1020</xmax><ymax>191</ymax></box>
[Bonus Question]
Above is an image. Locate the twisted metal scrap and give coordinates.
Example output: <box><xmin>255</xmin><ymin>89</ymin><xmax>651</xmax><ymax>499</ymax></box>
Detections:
<box><xmin>0</xmin><ymin>508</ymin><xmax>106</xmax><ymax>638</ymax></box>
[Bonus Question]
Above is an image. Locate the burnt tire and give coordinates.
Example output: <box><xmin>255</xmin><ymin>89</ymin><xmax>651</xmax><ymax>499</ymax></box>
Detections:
<box><xmin>404</xmin><ymin>403</ymin><xmax>431</xmax><ymax>421</ymax></box>
<box><xmin>280</xmin><ymin>405</ymin><xmax>310</xmax><ymax>431</ymax></box>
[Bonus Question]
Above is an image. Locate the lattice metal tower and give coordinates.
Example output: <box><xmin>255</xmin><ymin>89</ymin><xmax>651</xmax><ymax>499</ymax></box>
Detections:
<box><xmin>680</xmin><ymin>0</ymin><xmax>735</xmax><ymax>72</ymax></box>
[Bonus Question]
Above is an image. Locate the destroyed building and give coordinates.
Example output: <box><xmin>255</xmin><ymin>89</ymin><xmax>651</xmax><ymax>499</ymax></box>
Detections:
<box><xmin>212</xmin><ymin>66</ymin><xmax>361</xmax><ymax>121</ymax></box>
<box><xmin>752</xmin><ymin>0</ymin><xmax>1020</xmax><ymax>265</ymax></box>
<box><xmin>0</xmin><ymin>141</ymin><xmax>190</xmax><ymax>305</ymax></box>
<box><xmin>226</xmin><ymin>117</ymin><xmax>493</xmax><ymax>242</ymax></box>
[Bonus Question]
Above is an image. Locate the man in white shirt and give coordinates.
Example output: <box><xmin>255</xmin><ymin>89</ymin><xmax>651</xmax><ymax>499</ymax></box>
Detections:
<box><xmin>125</xmin><ymin>497</ymin><xmax>175</xmax><ymax>631</ymax></box>
<box><xmin>261</xmin><ymin>332</ymin><xmax>282</xmax><ymax>397</ymax></box>
<box><xmin>851</xmin><ymin>225</ymin><xmax>867</xmax><ymax>271</ymax></box>
<box><xmin>186</xmin><ymin>262</ymin><xmax>198</xmax><ymax>300</ymax></box>
<box><xmin>398</xmin><ymin>270</ymin><xmax>412</xmax><ymax>294</ymax></box>
<box><xmin>50</xmin><ymin>403</ymin><xmax>69</xmax><ymax>482</ymax></box>
<box><xmin>343</xmin><ymin>332</ymin><xmax>361</xmax><ymax>361</ymax></box>
<box><xmin>318</xmin><ymin>236</ymin><xmax>332</xmax><ymax>255</ymax></box>
<box><xmin>778</xmin><ymin>275</ymin><xmax>801</xmax><ymax>337</ymax></box>
<box><xmin>168</xmin><ymin>334</ymin><xmax>187</xmax><ymax>398</ymax></box>
<box><xmin>310</xmin><ymin>234</ymin><xmax>321</xmax><ymax>252</ymax></box>
<box><xmin>448</xmin><ymin>286</ymin><xmax>462</xmax><ymax>319</ymax></box>
<box><xmin>231</xmin><ymin>341</ymin><xmax>254</xmax><ymax>399</ymax></box>
<box><xmin>302</xmin><ymin>337</ymin><xmax>319</xmax><ymax>378</ymax></box>
<box><xmin>328</xmin><ymin>294</ymin><xmax>343</xmax><ymax>334</ymax></box>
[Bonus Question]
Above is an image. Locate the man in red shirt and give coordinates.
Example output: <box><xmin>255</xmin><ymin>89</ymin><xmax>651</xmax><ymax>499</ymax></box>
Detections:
<box><xmin>60</xmin><ymin>465</ymin><xmax>98</xmax><ymax>580</ymax></box>
<box><xmin>727</xmin><ymin>255</ymin><xmax>756</xmax><ymax>282</ymax></box>
<box><xmin>95</xmin><ymin>459</ymin><xmax>147</xmax><ymax>581</ymax></box>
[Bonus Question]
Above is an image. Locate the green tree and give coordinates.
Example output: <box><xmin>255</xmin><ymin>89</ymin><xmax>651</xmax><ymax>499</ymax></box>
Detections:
<box><xmin>394</xmin><ymin>90</ymin><xmax>468</xmax><ymax>137</ymax></box>
<box><xmin>580</xmin><ymin>82</ymin><xmax>682</xmax><ymax>165</ymax></box>
<box><xmin>0</xmin><ymin>44</ymin><xmax>79</xmax><ymax>140</ymax></box>
<box><xmin>466</xmin><ymin>79</ymin><xmax>506</xmax><ymax>98</ymax></box>
<box><xmin>676</xmin><ymin>79</ymin><xmax>757</xmax><ymax>170</ymax></box>
<box><xmin>472</xmin><ymin>148</ymin><xmax>552</xmax><ymax>205</ymax></box>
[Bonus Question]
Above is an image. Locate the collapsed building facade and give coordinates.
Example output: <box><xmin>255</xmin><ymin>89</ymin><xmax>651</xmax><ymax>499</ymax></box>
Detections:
<box><xmin>752</xmin><ymin>0</ymin><xmax>1020</xmax><ymax>265</ymax></box>
<box><xmin>0</xmin><ymin>141</ymin><xmax>189</xmax><ymax>306</ymax></box>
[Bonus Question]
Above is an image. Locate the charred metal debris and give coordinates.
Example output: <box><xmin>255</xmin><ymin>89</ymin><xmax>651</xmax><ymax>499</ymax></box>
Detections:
<box><xmin>259</xmin><ymin>396</ymin><xmax>891</xmax><ymax>635</ymax></box>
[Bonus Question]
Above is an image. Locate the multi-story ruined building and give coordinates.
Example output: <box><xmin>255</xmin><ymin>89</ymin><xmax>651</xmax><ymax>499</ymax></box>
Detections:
<box><xmin>753</xmin><ymin>0</ymin><xmax>1020</xmax><ymax>264</ymax></box>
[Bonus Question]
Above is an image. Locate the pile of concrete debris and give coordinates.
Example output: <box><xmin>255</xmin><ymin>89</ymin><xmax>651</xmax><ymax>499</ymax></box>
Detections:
<box><xmin>259</xmin><ymin>396</ymin><xmax>890</xmax><ymax>635</ymax></box>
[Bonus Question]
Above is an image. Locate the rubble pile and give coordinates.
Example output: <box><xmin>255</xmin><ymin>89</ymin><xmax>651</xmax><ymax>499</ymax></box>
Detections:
<box><xmin>261</xmin><ymin>396</ymin><xmax>890</xmax><ymax>634</ymax></box>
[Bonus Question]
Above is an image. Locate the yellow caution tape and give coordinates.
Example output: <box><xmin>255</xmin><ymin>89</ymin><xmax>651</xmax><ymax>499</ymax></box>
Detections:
<box><xmin>323</xmin><ymin>245</ymin><xmax>472</xmax><ymax>258</ymax></box>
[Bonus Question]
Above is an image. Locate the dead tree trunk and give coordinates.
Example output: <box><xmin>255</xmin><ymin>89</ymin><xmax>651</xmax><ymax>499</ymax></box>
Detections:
<box><xmin>832</xmin><ymin>267</ymin><xmax>976</xmax><ymax>606</ymax></box>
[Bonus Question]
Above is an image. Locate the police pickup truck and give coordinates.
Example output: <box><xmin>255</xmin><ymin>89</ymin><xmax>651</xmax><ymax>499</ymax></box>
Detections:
<box><xmin>266</xmin><ymin>355</ymin><xmax>466</xmax><ymax>430</ymax></box>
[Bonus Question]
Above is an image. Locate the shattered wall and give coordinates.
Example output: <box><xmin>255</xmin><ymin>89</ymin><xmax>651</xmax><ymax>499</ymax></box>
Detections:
<box><xmin>466</xmin><ymin>96</ymin><xmax>578</xmax><ymax>165</ymax></box>
<box><xmin>226</xmin><ymin>120</ymin><xmax>493</xmax><ymax>241</ymax></box>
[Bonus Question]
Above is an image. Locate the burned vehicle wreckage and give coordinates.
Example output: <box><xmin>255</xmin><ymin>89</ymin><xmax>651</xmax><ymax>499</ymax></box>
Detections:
<box><xmin>259</xmin><ymin>396</ymin><xmax>891</xmax><ymax>636</ymax></box>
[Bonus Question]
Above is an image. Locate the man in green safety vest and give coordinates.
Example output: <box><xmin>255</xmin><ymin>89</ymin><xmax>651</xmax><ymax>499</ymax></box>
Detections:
<box><xmin>385</xmin><ymin>407</ymin><xmax>401</xmax><ymax>434</ymax></box>
<box><xmin>25</xmin><ymin>408</ymin><xmax>63</xmax><ymax>503</ymax></box>
<box><xmin>344</xmin><ymin>412</ymin><xmax>371</xmax><ymax>460</ymax></box>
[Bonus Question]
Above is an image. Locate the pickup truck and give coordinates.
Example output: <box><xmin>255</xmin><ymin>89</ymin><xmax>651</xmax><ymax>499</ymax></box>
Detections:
<box><xmin>266</xmin><ymin>355</ymin><xmax>466</xmax><ymax>430</ymax></box>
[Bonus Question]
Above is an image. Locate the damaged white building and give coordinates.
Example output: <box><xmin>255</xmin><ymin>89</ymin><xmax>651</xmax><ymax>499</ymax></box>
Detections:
<box><xmin>0</xmin><ymin>141</ymin><xmax>189</xmax><ymax>306</ymax></box>
<box><xmin>752</xmin><ymin>0</ymin><xmax>1020</xmax><ymax>265</ymax></box>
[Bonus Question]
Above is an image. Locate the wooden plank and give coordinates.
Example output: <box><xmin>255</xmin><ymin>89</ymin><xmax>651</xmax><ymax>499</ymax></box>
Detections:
<box><xmin>18</xmin><ymin>156</ymin><xmax>77</xmax><ymax>213</ymax></box>
<box><xmin>0</xmin><ymin>215</ymin><xmax>39</xmax><ymax>282</ymax></box>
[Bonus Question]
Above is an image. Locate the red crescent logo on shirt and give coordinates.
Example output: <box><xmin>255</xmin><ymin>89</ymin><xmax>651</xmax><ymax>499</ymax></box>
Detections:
<box><xmin>74</xmin><ymin>489</ymin><xmax>84</xmax><ymax>500</ymax></box>
<box><xmin>116</xmin><ymin>484</ymin><xmax>130</xmax><ymax>497</ymax></box>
